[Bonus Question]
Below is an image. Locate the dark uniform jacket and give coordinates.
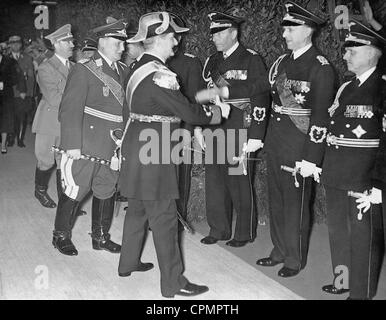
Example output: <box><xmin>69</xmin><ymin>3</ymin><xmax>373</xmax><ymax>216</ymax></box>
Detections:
<box><xmin>323</xmin><ymin>69</ymin><xmax>384</xmax><ymax>191</ymax></box>
<box><xmin>119</xmin><ymin>53</ymin><xmax>221</xmax><ymax>201</ymax></box>
<box><xmin>11</xmin><ymin>52</ymin><xmax>35</xmax><ymax>97</ymax></box>
<box><xmin>59</xmin><ymin>51</ymin><xmax>128</xmax><ymax>161</ymax></box>
<box><xmin>202</xmin><ymin>44</ymin><xmax>270</xmax><ymax>141</ymax></box>
<box><xmin>265</xmin><ymin>46</ymin><xmax>335</xmax><ymax>166</ymax></box>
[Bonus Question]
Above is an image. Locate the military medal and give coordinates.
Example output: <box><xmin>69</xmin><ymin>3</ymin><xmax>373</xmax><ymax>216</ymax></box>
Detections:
<box><xmin>103</xmin><ymin>86</ymin><xmax>109</xmax><ymax>97</ymax></box>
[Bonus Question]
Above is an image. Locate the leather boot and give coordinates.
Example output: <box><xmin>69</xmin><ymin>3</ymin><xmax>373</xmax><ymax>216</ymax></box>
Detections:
<box><xmin>91</xmin><ymin>196</ymin><xmax>121</xmax><ymax>253</ymax></box>
<box><xmin>56</xmin><ymin>169</ymin><xmax>86</xmax><ymax>216</ymax></box>
<box><xmin>35</xmin><ymin>167</ymin><xmax>56</xmax><ymax>208</ymax></box>
<box><xmin>52</xmin><ymin>194</ymin><xmax>79</xmax><ymax>256</ymax></box>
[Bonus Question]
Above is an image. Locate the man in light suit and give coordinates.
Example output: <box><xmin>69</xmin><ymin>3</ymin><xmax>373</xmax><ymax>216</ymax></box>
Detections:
<box><xmin>32</xmin><ymin>24</ymin><xmax>74</xmax><ymax>209</ymax></box>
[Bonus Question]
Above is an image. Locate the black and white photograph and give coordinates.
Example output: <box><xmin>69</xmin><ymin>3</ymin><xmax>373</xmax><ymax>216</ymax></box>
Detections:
<box><xmin>0</xmin><ymin>0</ymin><xmax>386</xmax><ymax>308</ymax></box>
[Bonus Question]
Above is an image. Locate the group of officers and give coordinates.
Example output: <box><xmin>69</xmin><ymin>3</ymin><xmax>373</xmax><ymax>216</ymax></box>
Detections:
<box><xmin>28</xmin><ymin>0</ymin><xmax>386</xmax><ymax>299</ymax></box>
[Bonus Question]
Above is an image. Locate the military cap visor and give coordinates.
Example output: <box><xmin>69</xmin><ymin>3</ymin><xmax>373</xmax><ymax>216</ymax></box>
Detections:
<box><xmin>81</xmin><ymin>37</ymin><xmax>97</xmax><ymax>52</ymax></box>
<box><xmin>8</xmin><ymin>35</ymin><xmax>22</xmax><ymax>44</ymax></box>
<box><xmin>45</xmin><ymin>24</ymin><xmax>73</xmax><ymax>44</ymax></box>
<box><xmin>92</xmin><ymin>17</ymin><xmax>128</xmax><ymax>40</ymax></box>
<box><xmin>281</xmin><ymin>1</ymin><xmax>324</xmax><ymax>28</ymax></box>
<box><xmin>208</xmin><ymin>11</ymin><xmax>244</xmax><ymax>34</ymax></box>
<box><xmin>128</xmin><ymin>12</ymin><xmax>189</xmax><ymax>43</ymax></box>
<box><xmin>343</xmin><ymin>19</ymin><xmax>386</xmax><ymax>49</ymax></box>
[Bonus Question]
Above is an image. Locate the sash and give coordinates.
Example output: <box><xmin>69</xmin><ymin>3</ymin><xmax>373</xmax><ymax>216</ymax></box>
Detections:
<box><xmin>276</xmin><ymin>72</ymin><xmax>310</xmax><ymax>134</ymax></box>
<box><xmin>83</xmin><ymin>60</ymin><xmax>124</xmax><ymax>106</ymax></box>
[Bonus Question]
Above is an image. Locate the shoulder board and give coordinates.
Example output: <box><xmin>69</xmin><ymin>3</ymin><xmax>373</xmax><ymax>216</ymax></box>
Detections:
<box><xmin>316</xmin><ymin>55</ymin><xmax>329</xmax><ymax>66</ymax></box>
<box><xmin>153</xmin><ymin>60</ymin><xmax>177</xmax><ymax>77</ymax></box>
<box><xmin>118</xmin><ymin>61</ymin><xmax>127</xmax><ymax>68</ymax></box>
<box><xmin>184</xmin><ymin>53</ymin><xmax>196</xmax><ymax>58</ymax></box>
<box><xmin>78</xmin><ymin>58</ymin><xmax>91</xmax><ymax>64</ymax></box>
<box><xmin>247</xmin><ymin>48</ymin><xmax>258</xmax><ymax>55</ymax></box>
<box><xmin>153</xmin><ymin>70</ymin><xmax>180</xmax><ymax>90</ymax></box>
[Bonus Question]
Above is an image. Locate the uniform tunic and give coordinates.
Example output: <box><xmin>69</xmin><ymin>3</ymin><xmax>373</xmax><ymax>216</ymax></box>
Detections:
<box><xmin>168</xmin><ymin>50</ymin><xmax>206</xmax><ymax>220</ymax></box>
<box><xmin>58</xmin><ymin>51</ymin><xmax>128</xmax><ymax>200</ymax></box>
<box><xmin>202</xmin><ymin>43</ymin><xmax>270</xmax><ymax>242</ymax></box>
<box><xmin>322</xmin><ymin>69</ymin><xmax>384</xmax><ymax>299</ymax></box>
<box><xmin>118</xmin><ymin>53</ymin><xmax>220</xmax><ymax>297</ymax></box>
<box><xmin>265</xmin><ymin>46</ymin><xmax>335</xmax><ymax>270</ymax></box>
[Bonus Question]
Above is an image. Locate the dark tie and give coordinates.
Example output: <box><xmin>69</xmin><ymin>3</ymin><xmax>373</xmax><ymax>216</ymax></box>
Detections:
<box><xmin>65</xmin><ymin>60</ymin><xmax>70</xmax><ymax>70</ymax></box>
<box><xmin>352</xmin><ymin>77</ymin><xmax>360</xmax><ymax>88</ymax></box>
<box><xmin>111</xmin><ymin>63</ymin><xmax>118</xmax><ymax>75</ymax></box>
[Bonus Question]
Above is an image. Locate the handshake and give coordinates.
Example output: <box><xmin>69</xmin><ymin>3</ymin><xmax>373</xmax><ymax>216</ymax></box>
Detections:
<box><xmin>195</xmin><ymin>87</ymin><xmax>230</xmax><ymax>119</ymax></box>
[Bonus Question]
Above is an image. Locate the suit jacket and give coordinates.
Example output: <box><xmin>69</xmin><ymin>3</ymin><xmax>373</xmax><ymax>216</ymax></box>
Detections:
<box><xmin>322</xmin><ymin>69</ymin><xmax>384</xmax><ymax>191</ymax></box>
<box><xmin>265</xmin><ymin>46</ymin><xmax>336</xmax><ymax>166</ymax></box>
<box><xmin>59</xmin><ymin>51</ymin><xmax>129</xmax><ymax>161</ymax></box>
<box><xmin>32</xmin><ymin>54</ymin><xmax>72</xmax><ymax>135</ymax></box>
<box><xmin>12</xmin><ymin>52</ymin><xmax>35</xmax><ymax>97</ymax></box>
<box><xmin>119</xmin><ymin>53</ymin><xmax>221</xmax><ymax>200</ymax></box>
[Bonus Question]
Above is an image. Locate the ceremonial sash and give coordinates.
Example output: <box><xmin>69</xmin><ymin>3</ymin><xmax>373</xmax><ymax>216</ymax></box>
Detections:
<box><xmin>83</xmin><ymin>60</ymin><xmax>124</xmax><ymax>106</ymax></box>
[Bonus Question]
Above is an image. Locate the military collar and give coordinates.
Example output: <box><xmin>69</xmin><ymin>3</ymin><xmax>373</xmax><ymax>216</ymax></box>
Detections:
<box><xmin>223</xmin><ymin>41</ymin><xmax>239</xmax><ymax>59</ymax></box>
<box><xmin>97</xmin><ymin>50</ymin><xmax>117</xmax><ymax>70</ymax></box>
<box><xmin>356</xmin><ymin>66</ymin><xmax>376</xmax><ymax>87</ymax></box>
<box><xmin>54</xmin><ymin>53</ymin><xmax>69</xmax><ymax>67</ymax></box>
<box><xmin>292</xmin><ymin>43</ymin><xmax>312</xmax><ymax>60</ymax></box>
<box><xmin>144</xmin><ymin>51</ymin><xmax>166</xmax><ymax>64</ymax></box>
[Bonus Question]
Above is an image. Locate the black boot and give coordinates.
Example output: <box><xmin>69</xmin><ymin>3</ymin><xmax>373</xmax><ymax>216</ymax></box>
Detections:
<box><xmin>91</xmin><ymin>196</ymin><xmax>121</xmax><ymax>253</ymax></box>
<box><xmin>35</xmin><ymin>167</ymin><xmax>56</xmax><ymax>208</ymax></box>
<box><xmin>52</xmin><ymin>194</ymin><xmax>79</xmax><ymax>256</ymax></box>
<box><xmin>56</xmin><ymin>169</ymin><xmax>86</xmax><ymax>216</ymax></box>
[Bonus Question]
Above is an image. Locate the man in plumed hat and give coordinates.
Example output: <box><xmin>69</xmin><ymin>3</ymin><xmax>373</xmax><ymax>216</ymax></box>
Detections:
<box><xmin>32</xmin><ymin>24</ymin><xmax>74</xmax><ymax>210</ymax></box>
<box><xmin>8</xmin><ymin>35</ymin><xmax>34</xmax><ymax>148</ymax></box>
<box><xmin>256</xmin><ymin>1</ymin><xmax>336</xmax><ymax>277</ymax></box>
<box><xmin>52</xmin><ymin>17</ymin><xmax>129</xmax><ymax>256</ymax></box>
<box><xmin>321</xmin><ymin>20</ymin><xmax>386</xmax><ymax>299</ymax></box>
<box><xmin>167</xmin><ymin>12</ymin><xmax>206</xmax><ymax>233</ymax></box>
<box><xmin>118</xmin><ymin>11</ymin><xmax>229</xmax><ymax>298</ymax></box>
<box><xmin>196</xmin><ymin>11</ymin><xmax>270</xmax><ymax>248</ymax></box>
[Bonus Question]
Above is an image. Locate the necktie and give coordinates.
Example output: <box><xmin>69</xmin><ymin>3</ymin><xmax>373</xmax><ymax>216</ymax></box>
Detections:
<box><xmin>111</xmin><ymin>63</ymin><xmax>118</xmax><ymax>75</ymax></box>
<box><xmin>65</xmin><ymin>60</ymin><xmax>70</xmax><ymax>70</ymax></box>
<box><xmin>352</xmin><ymin>77</ymin><xmax>360</xmax><ymax>88</ymax></box>
<box><xmin>223</xmin><ymin>52</ymin><xmax>227</xmax><ymax>59</ymax></box>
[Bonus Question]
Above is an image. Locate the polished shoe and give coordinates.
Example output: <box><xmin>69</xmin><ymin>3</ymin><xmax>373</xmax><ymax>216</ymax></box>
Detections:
<box><xmin>35</xmin><ymin>188</ymin><xmax>57</xmax><ymax>208</ymax></box>
<box><xmin>256</xmin><ymin>257</ymin><xmax>282</xmax><ymax>267</ymax></box>
<box><xmin>166</xmin><ymin>282</ymin><xmax>209</xmax><ymax>298</ymax></box>
<box><xmin>200</xmin><ymin>236</ymin><xmax>218</xmax><ymax>245</ymax></box>
<box><xmin>92</xmin><ymin>237</ymin><xmax>121</xmax><ymax>253</ymax></box>
<box><xmin>1</xmin><ymin>148</ymin><xmax>7</xmax><ymax>154</ymax></box>
<box><xmin>225</xmin><ymin>239</ymin><xmax>250</xmax><ymax>247</ymax></box>
<box><xmin>322</xmin><ymin>284</ymin><xmax>349</xmax><ymax>295</ymax></box>
<box><xmin>52</xmin><ymin>232</ymin><xmax>78</xmax><ymax>256</ymax></box>
<box><xmin>118</xmin><ymin>262</ymin><xmax>154</xmax><ymax>277</ymax></box>
<box><xmin>278</xmin><ymin>266</ymin><xmax>300</xmax><ymax>277</ymax></box>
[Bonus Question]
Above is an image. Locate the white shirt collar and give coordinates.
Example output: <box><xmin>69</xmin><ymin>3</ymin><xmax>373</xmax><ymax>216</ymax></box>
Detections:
<box><xmin>292</xmin><ymin>43</ymin><xmax>312</xmax><ymax>60</ymax></box>
<box><xmin>356</xmin><ymin>66</ymin><xmax>377</xmax><ymax>86</ymax></box>
<box><xmin>223</xmin><ymin>41</ymin><xmax>239</xmax><ymax>59</ymax></box>
<box><xmin>144</xmin><ymin>51</ymin><xmax>166</xmax><ymax>64</ymax></box>
<box><xmin>54</xmin><ymin>53</ymin><xmax>68</xmax><ymax>67</ymax></box>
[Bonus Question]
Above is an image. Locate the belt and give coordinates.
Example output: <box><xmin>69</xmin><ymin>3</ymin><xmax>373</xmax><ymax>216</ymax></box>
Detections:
<box><xmin>326</xmin><ymin>134</ymin><xmax>379</xmax><ymax>148</ymax></box>
<box><xmin>272</xmin><ymin>103</ymin><xmax>311</xmax><ymax>116</ymax></box>
<box><xmin>84</xmin><ymin>106</ymin><xmax>123</xmax><ymax>123</ymax></box>
<box><xmin>129</xmin><ymin>112</ymin><xmax>181</xmax><ymax>123</ymax></box>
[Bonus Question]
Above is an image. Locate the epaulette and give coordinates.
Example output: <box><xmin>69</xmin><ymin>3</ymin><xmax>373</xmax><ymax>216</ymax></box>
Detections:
<box><xmin>78</xmin><ymin>58</ymin><xmax>91</xmax><ymax>64</ymax></box>
<box><xmin>184</xmin><ymin>53</ymin><xmax>196</xmax><ymax>58</ymax></box>
<box><xmin>153</xmin><ymin>61</ymin><xmax>179</xmax><ymax>90</ymax></box>
<box><xmin>247</xmin><ymin>48</ymin><xmax>258</xmax><ymax>55</ymax></box>
<box><xmin>316</xmin><ymin>55</ymin><xmax>329</xmax><ymax>66</ymax></box>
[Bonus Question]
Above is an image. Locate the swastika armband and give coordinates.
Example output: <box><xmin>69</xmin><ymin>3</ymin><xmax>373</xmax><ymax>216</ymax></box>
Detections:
<box><xmin>309</xmin><ymin>125</ymin><xmax>327</xmax><ymax>143</ymax></box>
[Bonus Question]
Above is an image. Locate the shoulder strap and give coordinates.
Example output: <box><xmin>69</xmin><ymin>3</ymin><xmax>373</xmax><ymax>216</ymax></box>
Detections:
<box><xmin>83</xmin><ymin>60</ymin><xmax>124</xmax><ymax>106</ymax></box>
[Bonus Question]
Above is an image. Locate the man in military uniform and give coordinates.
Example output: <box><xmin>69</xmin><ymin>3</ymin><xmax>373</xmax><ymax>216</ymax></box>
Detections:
<box><xmin>52</xmin><ymin>17</ymin><xmax>129</xmax><ymax>256</ymax></box>
<box><xmin>8</xmin><ymin>35</ymin><xmax>35</xmax><ymax>148</ymax></box>
<box><xmin>118</xmin><ymin>11</ymin><xmax>229</xmax><ymax>298</ymax></box>
<box><xmin>256</xmin><ymin>2</ymin><xmax>335</xmax><ymax>277</ymax></box>
<box><xmin>77</xmin><ymin>37</ymin><xmax>97</xmax><ymax>63</ymax></box>
<box><xmin>167</xmin><ymin>12</ymin><xmax>206</xmax><ymax>230</ymax></box>
<box><xmin>32</xmin><ymin>24</ymin><xmax>75</xmax><ymax>209</ymax></box>
<box><xmin>321</xmin><ymin>20</ymin><xmax>385</xmax><ymax>300</ymax></box>
<box><xmin>197</xmin><ymin>11</ymin><xmax>270</xmax><ymax>248</ymax></box>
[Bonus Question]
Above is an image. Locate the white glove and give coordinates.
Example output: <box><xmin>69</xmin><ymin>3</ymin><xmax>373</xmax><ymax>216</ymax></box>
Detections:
<box><xmin>195</xmin><ymin>86</ymin><xmax>228</xmax><ymax>104</ymax></box>
<box><xmin>243</xmin><ymin>139</ymin><xmax>263</xmax><ymax>153</ymax></box>
<box><xmin>20</xmin><ymin>92</ymin><xmax>26</xmax><ymax>99</ymax></box>
<box><xmin>298</xmin><ymin>160</ymin><xmax>322</xmax><ymax>182</ymax></box>
<box><xmin>382</xmin><ymin>75</ymin><xmax>386</xmax><ymax>82</ymax></box>
<box><xmin>215</xmin><ymin>96</ymin><xmax>230</xmax><ymax>119</ymax></box>
<box><xmin>194</xmin><ymin>127</ymin><xmax>206</xmax><ymax>151</ymax></box>
<box><xmin>356</xmin><ymin>187</ymin><xmax>382</xmax><ymax>213</ymax></box>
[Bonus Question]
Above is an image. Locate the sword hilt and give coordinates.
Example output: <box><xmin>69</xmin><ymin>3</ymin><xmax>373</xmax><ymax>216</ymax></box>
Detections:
<box><xmin>347</xmin><ymin>190</ymin><xmax>369</xmax><ymax>221</ymax></box>
<box><xmin>280</xmin><ymin>165</ymin><xmax>300</xmax><ymax>188</ymax></box>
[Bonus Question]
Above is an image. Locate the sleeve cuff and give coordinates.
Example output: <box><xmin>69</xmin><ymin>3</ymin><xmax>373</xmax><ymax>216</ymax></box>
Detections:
<box><xmin>209</xmin><ymin>105</ymin><xmax>222</xmax><ymax>125</ymax></box>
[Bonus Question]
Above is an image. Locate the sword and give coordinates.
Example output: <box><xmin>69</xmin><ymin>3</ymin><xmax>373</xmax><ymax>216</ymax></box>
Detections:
<box><xmin>280</xmin><ymin>164</ymin><xmax>300</xmax><ymax>188</ymax></box>
<box><xmin>347</xmin><ymin>190</ymin><xmax>370</xmax><ymax>220</ymax></box>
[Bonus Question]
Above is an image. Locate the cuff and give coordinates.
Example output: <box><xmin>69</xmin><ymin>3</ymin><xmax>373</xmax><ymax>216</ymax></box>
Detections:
<box><xmin>209</xmin><ymin>105</ymin><xmax>222</xmax><ymax>125</ymax></box>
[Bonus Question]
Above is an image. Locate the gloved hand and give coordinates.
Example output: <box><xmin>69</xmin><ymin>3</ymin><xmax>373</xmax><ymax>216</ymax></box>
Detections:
<box><xmin>66</xmin><ymin>149</ymin><xmax>81</xmax><ymax>160</ymax></box>
<box><xmin>195</xmin><ymin>86</ymin><xmax>228</xmax><ymax>104</ymax></box>
<box><xmin>242</xmin><ymin>139</ymin><xmax>263</xmax><ymax>153</ymax></box>
<box><xmin>356</xmin><ymin>187</ymin><xmax>382</xmax><ymax>213</ymax></box>
<box><xmin>298</xmin><ymin>160</ymin><xmax>322</xmax><ymax>182</ymax></box>
<box><xmin>20</xmin><ymin>92</ymin><xmax>26</xmax><ymax>99</ymax></box>
<box><xmin>214</xmin><ymin>96</ymin><xmax>230</xmax><ymax>119</ymax></box>
<box><xmin>194</xmin><ymin>127</ymin><xmax>206</xmax><ymax>151</ymax></box>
